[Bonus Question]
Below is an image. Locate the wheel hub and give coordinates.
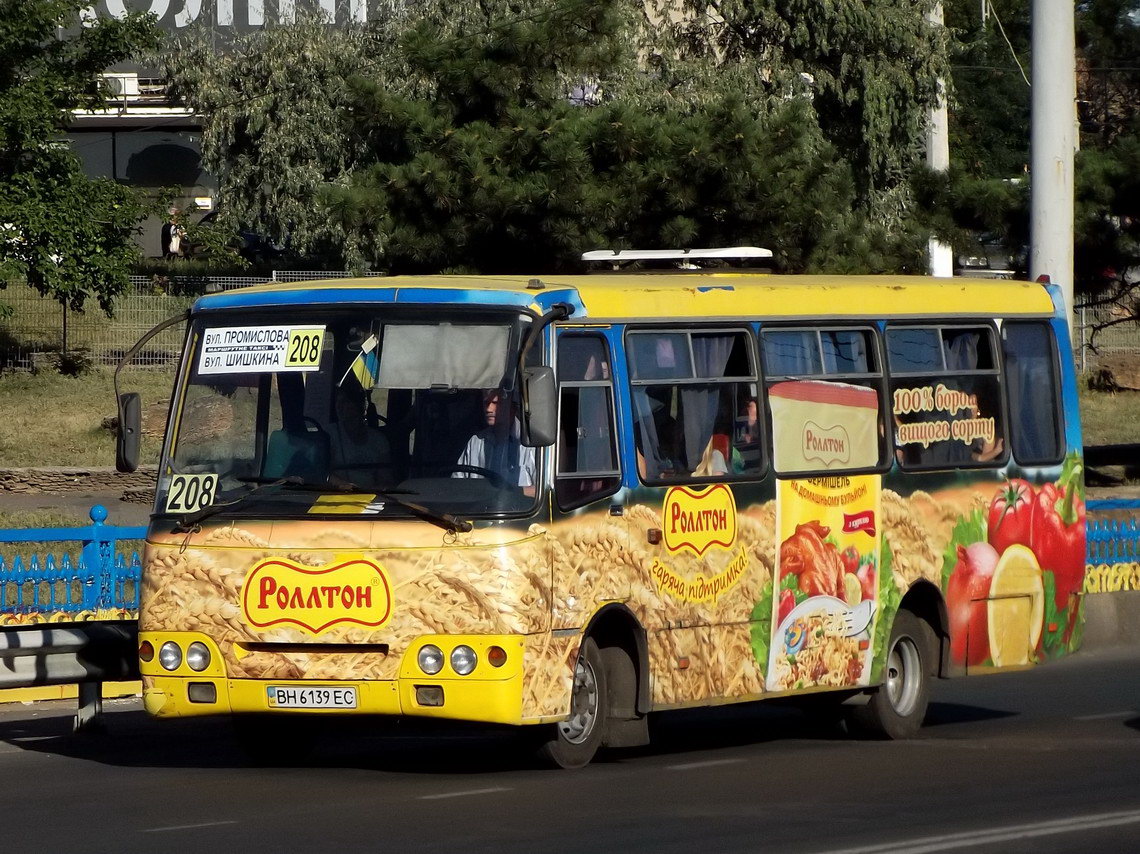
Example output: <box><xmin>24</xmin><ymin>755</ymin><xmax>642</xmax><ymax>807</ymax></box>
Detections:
<box><xmin>558</xmin><ymin>654</ymin><xmax>599</xmax><ymax>744</ymax></box>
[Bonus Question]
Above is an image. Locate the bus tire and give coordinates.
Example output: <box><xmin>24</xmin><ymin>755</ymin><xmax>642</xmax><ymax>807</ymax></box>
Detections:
<box><xmin>849</xmin><ymin>610</ymin><xmax>931</xmax><ymax>740</ymax></box>
<box><xmin>537</xmin><ymin>637</ymin><xmax>608</xmax><ymax>769</ymax></box>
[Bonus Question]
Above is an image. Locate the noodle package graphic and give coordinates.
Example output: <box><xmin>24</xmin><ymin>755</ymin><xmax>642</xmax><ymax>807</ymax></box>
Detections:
<box><xmin>767</xmin><ymin>475</ymin><xmax>881</xmax><ymax>691</ymax></box>
<box><xmin>241</xmin><ymin>557</ymin><xmax>393</xmax><ymax>635</ymax></box>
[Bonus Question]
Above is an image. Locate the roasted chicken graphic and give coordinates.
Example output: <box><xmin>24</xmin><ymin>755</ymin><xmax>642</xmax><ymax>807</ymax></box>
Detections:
<box><xmin>780</xmin><ymin>521</ymin><xmax>845</xmax><ymax>598</ymax></box>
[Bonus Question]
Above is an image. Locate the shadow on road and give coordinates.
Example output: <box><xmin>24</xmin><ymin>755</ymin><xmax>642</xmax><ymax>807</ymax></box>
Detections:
<box><xmin>0</xmin><ymin>694</ymin><xmax>1027</xmax><ymax>774</ymax></box>
<box><xmin>923</xmin><ymin>701</ymin><xmax>1018</xmax><ymax>727</ymax></box>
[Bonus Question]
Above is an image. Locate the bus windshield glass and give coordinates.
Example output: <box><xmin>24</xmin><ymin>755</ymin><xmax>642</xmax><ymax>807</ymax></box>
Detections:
<box><xmin>158</xmin><ymin>308</ymin><xmax>538</xmax><ymax>519</ymax></box>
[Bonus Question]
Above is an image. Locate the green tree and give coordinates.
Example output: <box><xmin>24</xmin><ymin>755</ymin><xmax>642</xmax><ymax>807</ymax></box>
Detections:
<box><xmin>324</xmin><ymin>0</ymin><xmax>924</xmax><ymax>274</ymax></box>
<box><xmin>925</xmin><ymin>0</ymin><xmax>1140</xmax><ymax>296</ymax></box>
<box><xmin>161</xmin><ymin>17</ymin><xmax>382</xmax><ymax>268</ymax></box>
<box><xmin>661</xmin><ymin>0</ymin><xmax>950</xmax><ymax>204</ymax></box>
<box><xmin>945</xmin><ymin>0</ymin><xmax>1031</xmax><ymax>179</ymax></box>
<box><xmin>0</xmin><ymin>0</ymin><xmax>159</xmax><ymax>314</ymax></box>
<box><xmin>166</xmin><ymin>0</ymin><xmax>934</xmax><ymax>275</ymax></box>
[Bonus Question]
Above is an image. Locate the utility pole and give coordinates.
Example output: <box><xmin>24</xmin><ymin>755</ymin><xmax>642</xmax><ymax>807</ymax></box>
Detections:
<box><xmin>926</xmin><ymin>3</ymin><xmax>954</xmax><ymax>278</ymax></box>
<box><xmin>1030</xmin><ymin>0</ymin><xmax>1077</xmax><ymax>335</ymax></box>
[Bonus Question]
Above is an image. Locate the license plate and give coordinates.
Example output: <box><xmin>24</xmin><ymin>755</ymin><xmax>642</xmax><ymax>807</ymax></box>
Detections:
<box><xmin>267</xmin><ymin>685</ymin><xmax>357</xmax><ymax>709</ymax></box>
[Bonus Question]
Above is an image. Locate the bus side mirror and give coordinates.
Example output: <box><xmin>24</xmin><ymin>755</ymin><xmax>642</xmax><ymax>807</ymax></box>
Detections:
<box><xmin>116</xmin><ymin>392</ymin><xmax>141</xmax><ymax>473</ymax></box>
<box><xmin>521</xmin><ymin>366</ymin><xmax>556</xmax><ymax>447</ymax></box>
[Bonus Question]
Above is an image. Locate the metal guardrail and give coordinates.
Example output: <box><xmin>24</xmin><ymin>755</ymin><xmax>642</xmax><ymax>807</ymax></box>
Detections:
<box><xmin>0</xmin><ymin>505</ymin><xmax>145</xmax><ymax>730</ymax></box>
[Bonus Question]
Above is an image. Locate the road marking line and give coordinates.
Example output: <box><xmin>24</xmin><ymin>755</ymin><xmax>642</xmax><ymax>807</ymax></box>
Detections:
<box><xmin>667</xmin><ymin>758</ymin><xmax>746</xmax><ymax>771</ymax></box>
<box><xmin>818</xmin><ymin>808</ymin><xmax>1140</xmax><ymax>854</ymax></box>
<box><xmin>419</xmin><ymin>787</ymin><xmax>511</xmax><ymax>801</ymax></box>
<box><xmin>1074</xmin><ymin>710</ymin><xmax>1135</xmax><ymax>721</ymax></box>
<box><xmin>141</xmin><ymin>821</ymin><xmax>239</xmax><ymax>833</ymax></box>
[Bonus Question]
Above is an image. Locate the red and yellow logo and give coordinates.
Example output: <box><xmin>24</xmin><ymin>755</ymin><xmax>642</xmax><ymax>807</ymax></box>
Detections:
<box><xmin>662</xmin><ymin>484</ymin><xmax>738</xmax><ymax>557</ymax></box>
<box><xmin>241</xmin><ymin>558</ymin><xmax>393</xmax><ymax>636</ymax></box>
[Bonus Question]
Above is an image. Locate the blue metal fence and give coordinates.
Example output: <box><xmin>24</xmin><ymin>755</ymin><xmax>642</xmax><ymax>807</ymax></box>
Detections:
<box><xmin>1086</xmin><ymin>499</ymin><xmax>1140</xmax><ymax>567</ymax></box>
<box><xmin>0</xmin><ymin>505</ymin><xmax>146</xmax><ymax>618</ymax></box>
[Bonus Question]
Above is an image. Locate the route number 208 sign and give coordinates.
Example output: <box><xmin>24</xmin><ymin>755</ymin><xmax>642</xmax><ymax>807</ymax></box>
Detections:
<box><xmin>165</xmin><ymin>474</ymin><xmax>219</xmax><ymax>514</ymax></box>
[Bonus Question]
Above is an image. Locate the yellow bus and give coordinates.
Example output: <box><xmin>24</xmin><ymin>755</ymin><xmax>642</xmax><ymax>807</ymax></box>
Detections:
<box><xmin>117</xmin><ymin>259</ymin><xmax>1086</xmax><ymax>767</ymax></box>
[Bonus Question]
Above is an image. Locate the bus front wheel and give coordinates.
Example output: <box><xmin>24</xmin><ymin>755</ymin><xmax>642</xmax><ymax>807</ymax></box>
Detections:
<box><xmin>849</xmin><ymin>610</ymin><xmax>931</xmax><ymax>739</ymax></box>
<box><xmin>537</xmin><ymin>637</ymin><xmax>608</xmax><ymax>769</ymax></box>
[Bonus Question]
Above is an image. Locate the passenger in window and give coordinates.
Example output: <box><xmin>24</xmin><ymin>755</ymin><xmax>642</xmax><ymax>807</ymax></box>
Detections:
<box><xmin>966</xmin><ymin>386</ymin><xmax>1005</xmax><ymax>463</ymax></box>
<box><xmin>331</xmin><ymin>380</ymin><xmax>391</xmax><ymax>487</ymax></box>
<box><xmin>454</xmin><ymin>388</ymin><xmax>536</xmax><ymax>496</ymax></box>
<box><xmin>736</xmin><ymin>398</ymin><xmax>761</xmax><ymax>445</ymax></box>
<box><xmin>693</xmin><ymin>435</ymin><xmax>729</xmax><ymax>477</ymax></box>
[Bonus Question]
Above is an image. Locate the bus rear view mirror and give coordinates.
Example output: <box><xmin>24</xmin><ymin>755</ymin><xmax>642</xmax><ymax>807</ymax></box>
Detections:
<box><xmin>116</xmin><ymin>392</ymin><xmax>141</xmax><ymax>473</ymax></box>
<box><xmin>521</xmin><ymin>366</ymin><xmax>556</xmax><ymax>447</ymax></box>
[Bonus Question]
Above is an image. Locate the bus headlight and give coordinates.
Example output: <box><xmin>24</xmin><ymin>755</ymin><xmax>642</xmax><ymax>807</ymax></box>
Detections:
<box><xmin>418</xmin><ymin>644</ymin><xmax>444</xmax><ymax>675</ymax></box>
<box><xmin>450</xmin><ymin>645</ymin><xmax>477</xmax><ymax>676</ymax></box>
<box><xmin>186</xmin><ymin>642</ymin><xmax>211</xmax><ymax>672</ymax></box>
<box><xmin>158</xmin><ymin>641</ymin><xmax>182</xmax><ymax>671</ymax></box>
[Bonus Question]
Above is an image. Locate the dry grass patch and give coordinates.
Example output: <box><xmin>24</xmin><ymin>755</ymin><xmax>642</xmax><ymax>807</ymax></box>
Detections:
<box><xmin>0</xmin><ymin>366</ymin><xmax>174</xmax><ymax>467</ymax></box>
<box><xmin>1078</xmin><ymin>381</ymin><xmax>1140</xmax><ymax>447</ymax></box>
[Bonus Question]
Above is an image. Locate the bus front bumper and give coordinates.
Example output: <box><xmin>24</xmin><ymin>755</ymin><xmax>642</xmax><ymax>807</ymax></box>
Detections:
<box><xmin>139</xmin><ymin>632</ymin><xmax>531</xmax><ymax>725</ymax></box>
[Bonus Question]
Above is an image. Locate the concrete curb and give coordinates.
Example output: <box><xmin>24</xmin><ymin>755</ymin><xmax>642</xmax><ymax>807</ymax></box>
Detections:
<box><xmin>1084</xmin><ymin>591</ymin><xmax>1140</xmax><ymax>649</ymax></box>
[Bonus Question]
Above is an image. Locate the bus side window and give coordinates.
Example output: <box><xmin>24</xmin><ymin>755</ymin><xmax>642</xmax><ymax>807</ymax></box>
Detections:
<box><xmin>886</xmin><ymin>324</ymin><xmax>1008</xmax><ymax>470</ymax></box>
<box><xmin>556</xmin><ymin>334</ymin><xmax>621</xmax><ymax>510</ymax></box>
<box><xmin>760</xmin><ymin>326</ymin><xmax>889</xmax><ymax>475</ymax></box>
<box><xmin>627</xmin><ymin>329</ymin><xmax>764</xmax><ymax>483</ymax></box>
<box><xmin>1001</xmin><ymin>321</ymin><xmax>1064</xmax><ymax>465</ymax></box>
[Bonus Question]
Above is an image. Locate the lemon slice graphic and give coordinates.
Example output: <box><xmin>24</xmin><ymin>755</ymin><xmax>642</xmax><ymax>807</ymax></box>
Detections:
<box><xmin>843</xmin><ymin>573</ymin><xmax>862</xmax><ymax>606</ymax></box>
<box><xmin>987</xmin><ymin>544</ymin><xmax>1045</xmax><ymax>667</ymax></box>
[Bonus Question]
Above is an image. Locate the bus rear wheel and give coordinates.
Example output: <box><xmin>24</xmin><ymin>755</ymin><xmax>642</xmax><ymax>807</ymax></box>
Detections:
<box><xmin>537</xmin><ymin>637</ymin><xmax>608</xmax><ymax>769</ymax></box>
<box><xmin>848</xmin><ymin>610</ymin><xmax>931</xmax><ymax>739</ymax></box>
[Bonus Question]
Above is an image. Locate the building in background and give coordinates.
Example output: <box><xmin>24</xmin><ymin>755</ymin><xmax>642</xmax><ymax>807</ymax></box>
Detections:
<box><xmin>67</xmin><ymin>1</ymin><xmax>381</xmax><ymax>256</ymax></box>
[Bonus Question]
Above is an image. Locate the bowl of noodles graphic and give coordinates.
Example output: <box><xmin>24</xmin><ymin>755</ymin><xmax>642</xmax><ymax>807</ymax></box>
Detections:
<box><xmin>773</xmin><ymin>595</ymin><xmax>867</xmax><ymax>691</ymax></box>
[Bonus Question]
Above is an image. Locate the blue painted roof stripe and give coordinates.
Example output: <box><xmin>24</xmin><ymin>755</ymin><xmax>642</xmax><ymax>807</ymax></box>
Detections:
<box><xmin>193</xmin><ymin>287</ymin><xmax>542</xmax><ymax>312</ymax></box>
<box><xmin>193</xmin><ymin>285</ymin><xmax>589</xmax><ymax>317</ymax></box>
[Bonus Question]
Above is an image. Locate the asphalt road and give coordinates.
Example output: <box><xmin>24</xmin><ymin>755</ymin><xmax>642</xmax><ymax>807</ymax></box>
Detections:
<box><xmin>2</xmin><ymin>644</ymin><xmax>1138</xmax><ymax>854</ymax></box>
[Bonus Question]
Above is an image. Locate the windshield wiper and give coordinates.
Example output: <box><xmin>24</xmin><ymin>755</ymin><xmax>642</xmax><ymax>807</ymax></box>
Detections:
<box><xmin>172</xmin><ymin>475</ymin><xmax>302</xmax><ymax>532</ymax></box>
<box><xmin>369</xmin><ymin>486</ymin><xmax>473</xmax><ymax>534</ymax></box>
<box><xmin>291</xmin><ymin>478</ymin><xmax>472</xmax><ymax>534</ymax></box>
<box><xmin>173</xmin><ymin>476</ymin><xmax>471</xmax><ymax>535</ymax></box>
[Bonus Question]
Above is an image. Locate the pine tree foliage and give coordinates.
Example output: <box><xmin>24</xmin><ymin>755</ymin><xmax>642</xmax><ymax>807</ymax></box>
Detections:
<box><xmin>660</xmin><ymin>0</ymin><xmax>949</xmax><ymax>203</ymax></box>
<box><xmin>323</xmin><ymin>0</ymin><xmax>924</xmax><ymax>274</ymax></box>
<box><xmin>161</xmin><ymin>16</ymin><xmax>383</xmax><ymax>266</ymax></box>
<box><xmin>0</xmin><ymin>0</ymin><xmax>158</xmax><ymax>314</ymax></box>
<box><xmin>923</xmin><ymin>0</ymin><xmax>1139</xmax><ymax>296</ymax></box>
<box><xmin>944</xmin><ymin>0</ymin><xmax>1031</xmax><ymax>179</ymax></box>
<box><xmin>165</xmin><ymin>0</ymin><xmax>941</xmax><ymax>275</ymax></box>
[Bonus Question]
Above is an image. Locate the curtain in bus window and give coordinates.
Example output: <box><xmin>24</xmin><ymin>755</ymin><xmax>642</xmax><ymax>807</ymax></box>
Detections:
<box><xmin>821</xmin><ymin>330</ymin><xmax>871</xmax><ymax>374</ymax></box>
<box><xmin>1002</xmin><ymin>322</ymin><xmax>1062</xmax><ymax>463</ymax></box>
<box><xmin>944</xmin><ymin>330</ymin><xmax>981</xmax><ymax>371</ymax></box>
<box><xmin>632</xmin><ymin>387</ymin><xmax>667</xmax><ymax>478</ymax></box>
<box><xmin>762</xmin><ymin>330</ymin><xmax>821</xmax><ymax>375</ymax></box>
<box><xmin>886</xmin><ymin>327</ymin><xmax>942</xmax><ymax>372</ymax></box>
<box><xmin>628</xmin><ymin>332</ymin><xmax>692</xmax><ymax>380</ymax></box>
<box><xmin>680</xmin><ymin>334</ymin><xmax>735</xmax><ymax>471</ymax></box>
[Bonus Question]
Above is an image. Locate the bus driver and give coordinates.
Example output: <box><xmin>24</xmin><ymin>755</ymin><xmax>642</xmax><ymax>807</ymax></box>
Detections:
<box><xmin>453</xmin><ymin>388</ymin><xmax>537</xmax><ymax>496</ymax></box>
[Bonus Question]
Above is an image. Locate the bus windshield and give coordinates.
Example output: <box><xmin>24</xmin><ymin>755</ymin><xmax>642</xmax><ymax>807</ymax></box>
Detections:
<box><xmin>158</xmin><ymin>307</ymin><xmax>539</xmax><ymax>519</ymax></box>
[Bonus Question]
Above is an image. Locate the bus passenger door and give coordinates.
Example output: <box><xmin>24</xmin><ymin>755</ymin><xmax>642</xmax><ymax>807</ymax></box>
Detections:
<box><xmin>550</xmin><ymin>329</ymin><xmax>629</xmax><ymax>631</ymax></box>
